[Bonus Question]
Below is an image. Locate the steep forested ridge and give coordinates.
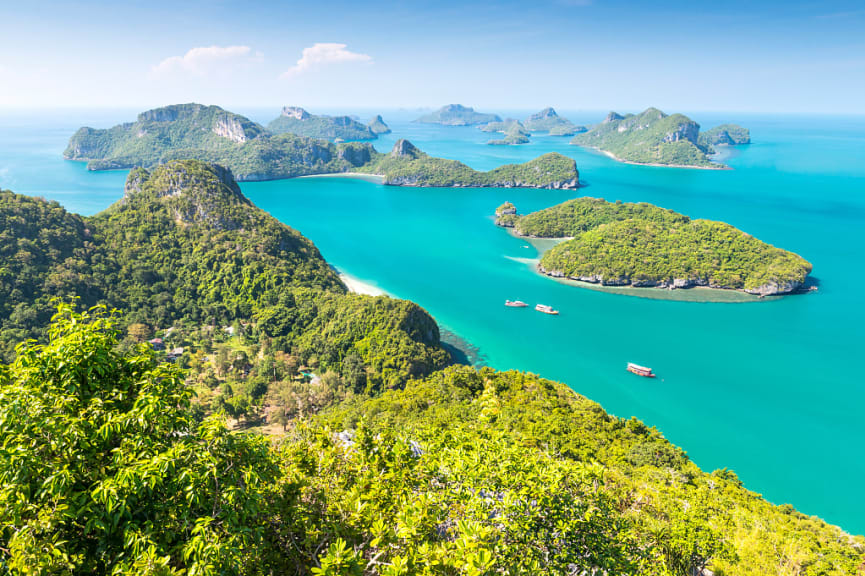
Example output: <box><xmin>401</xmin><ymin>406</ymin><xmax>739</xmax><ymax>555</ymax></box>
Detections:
<box><xmin>0</xmin><ymin>161</ymin><xmax>449</xmax><ymax>387</ymax></box>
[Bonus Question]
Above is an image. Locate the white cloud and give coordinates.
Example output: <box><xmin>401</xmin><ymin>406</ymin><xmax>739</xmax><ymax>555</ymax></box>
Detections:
<box><xmin>281</xmin><ymin>43</ymin><xmax>372</xmax><ymax>79</ymax></box>
<box><xmin>152</xmin><ymin>45</ymin><xmax>262</xmax><ymax>77</ymax></box>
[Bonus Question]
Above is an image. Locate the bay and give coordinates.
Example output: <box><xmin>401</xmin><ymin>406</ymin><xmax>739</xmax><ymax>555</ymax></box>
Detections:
<box><xmin>2</xmin><ymin>108</ymin><xmax>864</xmax><ymax>534</ymax></box>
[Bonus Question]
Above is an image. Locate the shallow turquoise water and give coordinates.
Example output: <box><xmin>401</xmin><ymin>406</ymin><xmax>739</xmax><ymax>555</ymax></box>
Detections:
<box><xmin>2</xmin><ymin>109</ymin><xmax>864</xmax><ymax>534</ymax></box>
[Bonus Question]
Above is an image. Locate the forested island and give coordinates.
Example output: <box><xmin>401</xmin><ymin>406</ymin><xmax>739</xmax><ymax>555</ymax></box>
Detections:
<box><xmin>64</xmin><ymin>103</ymin><xmax>375</xmax><ymax>180</ymax></box>
<box><xmin>479</xmin><ymin>108</ymin><xmax>584</xmax><ymax>143</ymax></box>
<box><xmin>699</xmin><ymin>123</ymin><xmax>751</xmax><ymax>152</ymax></box>
<box><xmin>571</xmin><ymin>108</ymin><xmax>749</xmax><ymax>168</ymax></box>
<box><xmin>64</xmin><ymin>104</ymin><xmax>578</xmax><ymax>188</ymax></box>
<box><xmin>415</xmin><ymin>103</ymin><xmax>502</xmax><ymax>125</ymax></box>
<box><xmin>486</xmin><ymin>123</ymin><xmax>531</xmax><ymax>145</ymax></box>
<box><xmin>267</xmin><ymin>106</ymin><xmax>382</xmax><ymax>141</ymax></box>
<box><xmin>523</xmin><ymin>107</ymin><xmax>586</xmax><ymax>135</ymax></box>
<box><xmin>360</xmin><ymin>139</ymin><xmax>578</xmax><ymax>188</ymax></box>
<box><xmin>367</xmin><ymin>114</ymin><xmax>392</xmax><ymax>135</ymax></box>
<box><xmin>497</xmin><ymin>198</ymin><xmax>812</xmax><ymax>295</ymax></box>
<box><xmin>0</xmin><ymin>163</ymin><xmax>860</xmax><ymax>573</ymax></box>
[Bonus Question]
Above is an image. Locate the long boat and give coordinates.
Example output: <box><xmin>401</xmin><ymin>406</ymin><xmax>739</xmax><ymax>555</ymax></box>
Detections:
<box><xmin>505</xmin><ymin>300</ymin><xmax>528</xmax><ymax>307</ymax></box>
<box><xmin>535</xmin><ymin>304</ymin><xmax>559</xmax><ymax>315</ymax></box>
<box><xmin>627</xmin><ymin>362</ymin><xmax>656</xmax><ymax>378</ymax></box>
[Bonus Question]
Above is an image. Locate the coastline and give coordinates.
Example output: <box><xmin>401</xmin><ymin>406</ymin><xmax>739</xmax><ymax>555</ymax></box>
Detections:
<box><xmin>335</xmin><ymin>267</ymin><xmax>484</xmax><ymax>365</ymax></box>
<box><xmin>505</xmin><ymin>231</ymin><xmax>773</xmax><ymax>303</ymax></box>
<box><xmin>298</xmin><ymin>172</ymin><xmax>385</xmax><ymax>184</ymax></box>
<box><xmin>337</xmin><ymin>270</ymin><xmax>388</xmax><ymax>296</ymax></box>
<box><xmin>575</xmin><ymin>145</ymin><xmax>731</xmax><ymax>170</ymax></box>
<box><xmin>542</xmin><ymin>271</ymin><xmax>773</xmax><ymax>303</ymax></box>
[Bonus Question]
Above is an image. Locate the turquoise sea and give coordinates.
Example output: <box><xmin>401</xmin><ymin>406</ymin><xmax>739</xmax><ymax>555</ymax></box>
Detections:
<box><xmin>1</xmin><ymin>108</ymin><xmax>864</xmax><ymax>534</ymax></box>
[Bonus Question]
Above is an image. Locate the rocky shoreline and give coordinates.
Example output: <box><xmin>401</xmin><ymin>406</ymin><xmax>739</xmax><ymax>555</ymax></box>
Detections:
<box><xmin>537</xmin><ymin>264</ymin><xmax>805</xmax><ymax>296</ymax></box>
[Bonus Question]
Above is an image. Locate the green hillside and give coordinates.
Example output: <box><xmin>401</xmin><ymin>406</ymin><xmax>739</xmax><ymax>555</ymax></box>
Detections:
<box><xmin>0</xmin><ymin>161</ymin><xmax>449</xmax><ymax>387</ymax></box>
<box><xmin>523</xmin><ymin>107</ymin><xmax>585</xmax><ymax>135</ymax></box>
<box><xmin>362</xmin><ymin>140</ymin><xmax>578</xmax><ymax>188</ymax></box>
<box><xmin>501</xmin><ymin>197</ymin><xmax>812</xmax><ymax>294</ymax></box>
<box><xmin>267</xmin><ymin>106</ymin><xmax>377</xmax><ymax>141</ymax></box>
<box><xmin>571</xmin><ymin>107</ymin><xmax>723</xmax><ymax>168</ymax></box>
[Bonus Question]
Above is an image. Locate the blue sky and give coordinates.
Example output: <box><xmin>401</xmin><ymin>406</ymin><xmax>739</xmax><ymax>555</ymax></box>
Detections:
<box><xmin>1</xmin><ymin>0</ymin><xmax>864</xmax><ymax>113</ymax></box>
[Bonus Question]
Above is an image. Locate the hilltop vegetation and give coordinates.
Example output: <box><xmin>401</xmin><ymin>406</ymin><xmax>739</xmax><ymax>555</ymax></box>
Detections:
<box><xmin>479</xmin><ymin>118</ymin><xmax>521</xmax><ymax>132</ymax></box>
<box><xmin>699</xmin><ymin>123</ymin><xmax>751</xmax><ymax>152</ymax></box>
<box><xmin>1</xmin><ymin>307</ymin><xmax>862</xmax><ymax>575</ymax></box>
<box><xmin>571</xmin><ymin>107</ymin><xmax>743</xmax><ymax>168</ymax></box>
<box><xmin>0</xmin><ymin>161</ymin><xmax>449</xmax><ymax>387</ymax></box>
<box><xmin>367</xmin><ymin>114</ymin><xmax>391</xmax><ymax>135</ymax></box>
<box><xmin>523</xmin><ymin>107</ymin><xmax>585</xmax><ymax>135</ymax></box>
<box><xmin>361</xmin><ymin>140</ymin><xmax>579</xmax><ymax>188</ymax></box>
<box><xmin>415</xmin><ymin>104</ymin><xmax>502</xmax><ymax>125</ymax></box>
<box><xmin>500</xmin><ymin>197</ymin><xmax>812</xmax><ymax>295</ymax></box>
<box><xmin>267</xmin><ymin>106</ymin><xmax>378</xmax><ymax>141</ymax></box>
<box><xmin>487</xmin><ymin>123</ymin><xmax>530</xmax><ymax>145</ymax></box>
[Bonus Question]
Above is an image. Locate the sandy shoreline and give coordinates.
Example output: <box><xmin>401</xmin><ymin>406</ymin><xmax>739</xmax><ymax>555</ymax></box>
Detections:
<box><xmin>298</xmin><ymin>172</ymin><xmax>385</xmax><ymax>183</ymax></box>
<box><xmin>577</xmin><ymin>146</ymin><xmax>730</xmax><ymax>170</ymax></box>
<box><xmin>337</xmin><ymin>271</ymin><xmax>388</xmax><ymax>296</ymax></box>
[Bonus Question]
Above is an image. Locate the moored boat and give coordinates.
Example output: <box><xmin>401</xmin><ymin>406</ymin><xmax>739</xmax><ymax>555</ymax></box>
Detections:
<box><xmin>535</xmin><ymin>304</ymin><xmax>559</xmax><ymax>315</ymax></box>
<box><xmin>505</xmin><ymin>300</ymin><xmax>528</xmax><ymax>307</ymax></box>
<box><xmin>627</xmin><ymin>362</ymin><xmax>656</xmax><ymax>378</ymax></box>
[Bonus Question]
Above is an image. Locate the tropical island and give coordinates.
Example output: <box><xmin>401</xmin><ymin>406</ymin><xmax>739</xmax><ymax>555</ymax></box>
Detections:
<box><xmin>699</xmin><ymin>123</ymin><xmax>751</xmax><ymax>152</ymax></box>
<box><xmin>496</xmin><ymin>197</ymin><xmax>812</xmax><ymax>295</ymax></box>
<box><xmin>479</xmin><ymin>109</ymin><xmax>585</xmax><ymax>143</ymax></box>
<box><xmin>1</xmin><ymin>161</ymin><xmax>861</xmax><ymax>574</ymax></box>
<box><xmin>63</xmin><ymin>103</ymin><xmax>375</xmax><ymax>180</ymax></box>
<box><xmin>367</xmin><ymin>113</ymin><xmax>392</xmax><ymax>135</ymax></box>
<box><xmin>415</xmin><ymin>103</ymin><xmax>502</xmax><ymax>125</ymax></box>
<box><xmin>479</xmin><ymin>118</ymin><xmax>521</xmax><ymax>133</ymax></box>
<box><xmin>266</xmin><ymin>106</ymin><xmax>381</xmax><ymax>141</ymax></box>
<box><xmin>570</xmin><ymin>107</ymin><xmax>749</xmax><ymax>168</ymax></box>
<box><xmin>64</xmin><ymin>104</ymin><xmax>579</xmax><ymax>188</ymax></box>
<box><xmin>487</xmin><ymin>123</ymin><xmax>531</xmax><ymax>145</ymax></box>
<box><xmin>360</xmin><ymin>139</ymin><xmax>579</xmax><ymax>188</ymax></box>
<box><xmin>523</xmin><ymin>107</ymin><xmax>586</xmax><ymax>135</ymax></box>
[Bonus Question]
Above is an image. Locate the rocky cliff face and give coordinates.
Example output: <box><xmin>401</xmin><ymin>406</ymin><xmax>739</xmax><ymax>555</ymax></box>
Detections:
<box><xmin>281</xmin><ymin>106</ymin><xmax>311</xmax><ymax>120</ymax></box>
<box><xmin>64</xmin><ymin>127</ymin><xmax>105</xmax><ymax>159</ymax></box>
<box><xmin>337</xmin><ymin>144</ymin><xmax>373</xmax><ymax>166</ymax></box>
<box><xmin>528</xmin><ymin>107</ymin><xmax>559</xmax><ymax>121</ymax></box>
<box><xmin>390</xmin><ymin>139</ymin><xmax>422</xmax><ymax>159</ymax></box>
<box><xmin>138</xmin><ymin>104</ymin><xmax>202</xmax><ymax>123</ymax></box>
<box><xmin>122</xmin><ymin>162</ymin><xmax>250</xmax><ymax>230</ymax></box>
<box><xmin>663</xmin><ymin>121</ymin><xmax>700</xmax><ymax>145</ymax></box>
<box><xmin>368</xmin><ymin>115</ymin><xmax>391</xmax><ymax>135</ymax></box>
<box><xmin>212</xmin><ymin>116</ymin><xmax>252</xmax><ymax>143</ymax></box>
<box><xmin>744</xmin><ymin>280</ymin><xmax>802</xmax><ymax>296</ymax></box>
<box><xmin>604</xmin><ymin>111</ymin><xmax>625</xmax><ymax>123</ymax></box>
<box><xmin>536</xmin><ymin>264</ymin><xmax>803</xmax><ymax>296</ymax></box>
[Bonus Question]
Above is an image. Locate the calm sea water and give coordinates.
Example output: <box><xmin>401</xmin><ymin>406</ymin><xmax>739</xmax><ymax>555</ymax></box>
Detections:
<box><xmin>2</xmin><ymin>108</ymin><xmax>864</xmax><ymax>534</ymax></box>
